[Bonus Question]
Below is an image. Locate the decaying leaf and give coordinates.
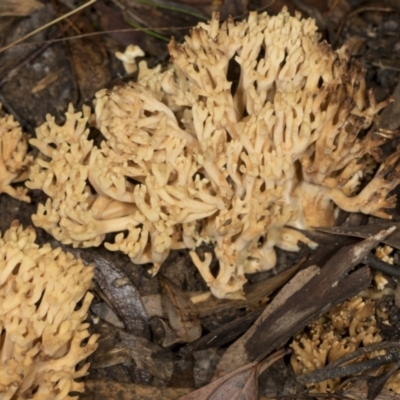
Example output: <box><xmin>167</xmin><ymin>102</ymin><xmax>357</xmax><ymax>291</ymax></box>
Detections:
<box><xmin>160</xmin><ymin>276</ymin><xmax>202</xmax><ymax>343</ymax></box>
<box><xmin>88</xmin><ymin>253</ymin><xmax>150</xmax><ymax>338</ymax></box>
<box><xmin>344</xmin><ymin>379</ymin><xmax>400</xmax><ymax>400</ymax></box>
<box><xmin>178</xmin><ymin>350</ymin><xmax>285</xmax><ymax>400</ymax></box>
<box><xmin>91</xmin><ymin>302</ymin><xmax>125</xmax><ymax>329</ymax></box>
<box><xmin>151</xmin><ymin>317</ymin><xmax>181</xmax><ymax>347</ymax></box>
<box><xmin>140</xmin><ymin>260</ymin><xmax>302</xmax><ymax>321</ymax></box>
<box><xmin>92</xmin><ymin>330</ymin><xmax>174</xmax><ymax>382</ymax></box>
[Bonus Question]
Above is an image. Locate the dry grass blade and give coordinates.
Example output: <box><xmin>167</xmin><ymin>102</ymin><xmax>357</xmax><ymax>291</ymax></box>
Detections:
<box><xmin>0</xmin><ymin>0</ymin><xmax>43</xmax><ymax>16</ymax></box>
<box><xmin>0</xmin><ymin>0</ymin><xmax>96</xmax><ymax>54</ymax></box>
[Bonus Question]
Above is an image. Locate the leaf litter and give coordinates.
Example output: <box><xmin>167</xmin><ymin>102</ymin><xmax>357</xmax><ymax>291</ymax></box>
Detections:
<box><xmin>1</xmin><ymin>0</ymin><xmax>400</xmax><ymax>399</ymax></box>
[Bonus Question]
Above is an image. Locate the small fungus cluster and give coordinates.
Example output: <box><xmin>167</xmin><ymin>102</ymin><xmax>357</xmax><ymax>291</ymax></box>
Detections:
<box><xmin>291</xmin><ymin>295</ymin><xmax>400</xmax><ymax>393</ymax></box>
<box><xmin>0</xmin><ymin>221</ymin><xmax>98</xmax><ymax>399</ymax></box>
<box><xmin>0</xmin><ymin>103</ymin><xmax>32</xmax><ymax>202</ymax></box>
<box><xmin>27</xmin><ymin>9</ymin><xmax>400</xmax><ymax>298</ymax></box>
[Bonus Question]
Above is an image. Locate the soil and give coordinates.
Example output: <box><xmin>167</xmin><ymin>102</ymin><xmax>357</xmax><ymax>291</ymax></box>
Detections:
<box><xmin>1</xmin><ymin>0</ymin><xmax>400</xmax><ymax>399</ymax></box>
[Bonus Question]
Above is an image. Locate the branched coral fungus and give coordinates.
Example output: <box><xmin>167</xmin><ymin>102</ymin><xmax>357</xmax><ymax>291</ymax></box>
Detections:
<box><xmin>27</xmin><ymin>9</ymin><xmax>400</xmax><ymax>298</ymax></box>
<box><xmin>0</xmin><ymin>221</ymin><xmax>98</xmax><ymax>399</ymax></box>
<box><xmin>0</xmin><ymin>104</ymin><xmax>32</xmax><ymax>202</ymax></box>
<box><xmin>289</xmin><ymin>295</ymin><xmax>400</xmax><ymax>393</ymax></box>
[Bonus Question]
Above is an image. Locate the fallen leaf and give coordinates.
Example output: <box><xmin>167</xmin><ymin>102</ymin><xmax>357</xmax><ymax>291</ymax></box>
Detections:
<box><xmin>92</xmin><ymin>330</ymin><xmax>174</xmax><ymax>382</ymax></box>
<box><xmin>160</xmin><ymin>276</ymin><xmax>202</xmax><ymax>343</ymax></box>
<box><xmin>91</xmin><ymin>302</ymin><xmax>125</xmax><ymax>329</ymax></box>
<box><xmin>151</xmin><ymin>317</ymin><xmax>181</xmax><ymax>347</ymax></box>
<box><xmin>90</xmin><ymin>254</ymin><xmax>150</xmax><ymax>339</ymax></box>
<box><xmin>178</xmin><ymin>350</ymin><xmax>285</xmax><ymax>400</ymax></box>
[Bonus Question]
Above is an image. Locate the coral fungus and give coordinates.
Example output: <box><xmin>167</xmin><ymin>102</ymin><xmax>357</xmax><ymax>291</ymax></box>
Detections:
<box><xmin>0</xmin><ymin>221</ymin><xmax>98</xmax><ymax>399</ymax></box>
<box><xmin>27</xmin><ymin>9</ymin><xmax>400</xmax><ymax>298</ymax></box>
<box><xmin>0</xmin><ymin>104</ymin><xmax>32</xmax><ymax>202</ymax></box>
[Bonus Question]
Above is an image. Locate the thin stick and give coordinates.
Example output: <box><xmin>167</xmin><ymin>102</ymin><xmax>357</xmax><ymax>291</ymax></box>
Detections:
<box><xmin>0</xmin><ymin>0</ymin><xmax>97</xmax><ymax>54</ymax></box>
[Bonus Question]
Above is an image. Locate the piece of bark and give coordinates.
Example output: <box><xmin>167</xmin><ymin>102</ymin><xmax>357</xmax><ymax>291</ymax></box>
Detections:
<box><xmin>380</xmin><ymin>79</ymin><xmax>400</xmax><ymax>130</ymax></box>
<box><xmin>245</xmin><ymin>228</ymin><xmax>395</xmax><ymax>361</ymax></box>
<box><xmin>214</xmin><ymin>265</ymin><xmax>320</xmax><ymax>378</ymax></box>
<box><xmin>297</xmin><ymin>352</ymin><xmax>400</xmax><ymax>385</ymax></box>
<box><xmin>197</xmin><ymin>260</ymin><xmax>303</xmax><ymax>317</ymax></box>
<box><xmin>316</xmin><ymin>223</ymin><xmax>400</xmax><ymax>250</ymax></box>
<box><xmin>246</xmin><ymin>267</ymin><xmax>371</xmax><ymax>360</ymax></box>
<box><xmin>89</xmin><ymin>254</ymin><xmax>150</xmax><ymax>339</ymax></box>
<box><xmin>180</xmin><ymin>308</ymin><xmax>263</xmax><ymax>355</ymax></box>
<box><xmin>215</xmin><ymin>227</ymin><xmax>395</xmax><ymax>378</ymax></box>
<box><xmin>91</xmin><ymin>302</ymin><xmax>125</xmax><ymax>329</ymax></box>
<box><xmin>92</xmin><ymin>330</ymin><xmax>174</xmax><ymax>382</ymax></box>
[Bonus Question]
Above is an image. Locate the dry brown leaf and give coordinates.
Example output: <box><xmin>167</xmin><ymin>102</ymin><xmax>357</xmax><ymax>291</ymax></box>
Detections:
<box><xmin>91</xmin><ymin>302</ymin><xmax>125</xmax><ymax>329</ymax></box>
<box><xmin>160</xmin><ymin>276</ymin><xmax>202</xmax><ymax>343</ymax></box>
<box><xmin>0</xmin><ymin>0</ymin><xmax>43</xmax><ymax>16</ymax></box>
<box><xmin>178</xmin><ymin>350</ymin><xmax>285</xmax><ymax>400</ymax></box>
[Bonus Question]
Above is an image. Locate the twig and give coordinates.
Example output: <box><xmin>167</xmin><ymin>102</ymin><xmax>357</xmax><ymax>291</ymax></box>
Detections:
<box><xmin>328</xmin><ymin>342</ymin><xmax>400</xmax><ymax>369</ymax></box>
<box><xmin>368</xmin><ymin>359</ymin><xmax>400</xmax><ymax>400</ymax></box>
<box><xmin>276</xmin><ymin>393</ymin><xmax>353</xmax><ymax>400</ymax></box>
<box><xmin>365</xmin><ymin>253</ymin><xmax>400</xmax><ymax>279</ymax></box>
<box><xmin>297</xmin><ymin>352</ymin><xmax>400</xmax><ymax>385</ymax></box>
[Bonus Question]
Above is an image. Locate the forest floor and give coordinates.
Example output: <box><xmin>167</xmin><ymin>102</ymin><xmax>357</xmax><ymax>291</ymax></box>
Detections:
<box><xmin>1</xmin><ymin>0</ymin><xmax>400</xmax><ymax>399</ymax></box>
